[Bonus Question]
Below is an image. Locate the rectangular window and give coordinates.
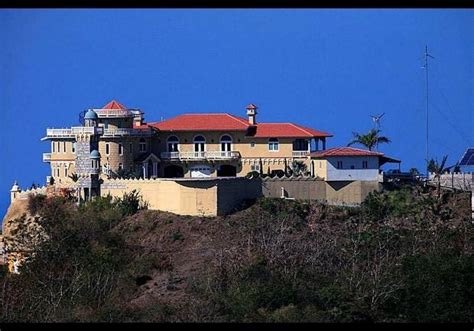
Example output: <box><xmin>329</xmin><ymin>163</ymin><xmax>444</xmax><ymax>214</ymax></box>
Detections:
<box><xmin>63</xmin><ymin>141</ymin><xmax>66</xmax><ymax>153</ymax></box>
<box><xmin>105</xmin><ymin>143</ymin><xmax>110</xmax><ymax>155</ymax></box>
<box><xmin>362</xmin><ymin>161</ymin><xmax>368</xmax><ymax>169</ymax></box>
<box><xmin>52</xmin><ymin>141</ymin><xmax>55</xmax><ymax>153</ymax></box>
<box><xmin>337</xmin><ymin>161</ymin><xmax>343</xmax><ymax>169</ymax></box>
<box><xmin>251</xmin><ymin>164</ymin><xmax>261</xmax><ymax>172</ymax></box>
<box><xmin>268</xmin><ymin>139</ymin><xmax>279</xmax><ymax>152</ymax></box>
<box><xmin>250</xmin><ymin>142</ymin><xmax>255</xmax><ymax>148</ymax></box>
<box><xmin>119</xmin><ymin>143</ymin><xmax>123</xmax><ymax>155</ymax></box>
<box><xmin>139</xmin><ymin>141</ymin><xmax>147</xmax><ymax>152</ymax></box>
<box><xmin>72</xmin><ymin>142</ymin><xmax>76</xmax><ymax>153</ymax></box>
<box><xmin>65</xmin><ymin>168</ymin><xmax>68</xmax><ymax>177</ymax></box>
<box><xmin>118</xmin><ymin>163</ymin><xmax>123</xmax><ymax>171</ymax></box>
<box><xmin>130</xmin><ymin>143</ymin><xmax>133</xmax><ymax>154</ymax></box>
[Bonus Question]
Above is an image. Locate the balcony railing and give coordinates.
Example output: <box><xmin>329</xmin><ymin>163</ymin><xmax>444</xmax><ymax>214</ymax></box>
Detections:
<box><xmin>102</xmin><ymin>128</ymin><xmax>153</xmax><ymax>137</ymax></box>
<box><xmin>94</xmin><ymin>109</ymin><xmax>134</xmax><ymax>118</ymax></box>
<box><xmin>43</xmin><ymin>153</ymin><xmax>51</xmax><ymax>162</ymax></box>
<box><xmin>292</xmin><ymin>151</ymin><xmax>310</xmax><ymax>158</ymax></box>
<box><xmin>44</xmin><ymin>127</ymin><xmax>103</xmax><ymax>139</ymax></box>
<box><xmin>160</xmin><ymin>151</ymin><xmax>240</xmax><ymax>161</ymax></box>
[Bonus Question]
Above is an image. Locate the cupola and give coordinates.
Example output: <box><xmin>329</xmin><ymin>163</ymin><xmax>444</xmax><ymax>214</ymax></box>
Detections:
<box><xmin>246</xmin><ymin>103</ymin><xmax>258</xmax><ymax>125</ymax></box>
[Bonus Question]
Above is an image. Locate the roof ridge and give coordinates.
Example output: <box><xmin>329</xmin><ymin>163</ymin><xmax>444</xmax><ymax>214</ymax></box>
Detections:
<box><xmin>225</xmin><ymin>113</ymin><xmax>250</xmax><ymax>126</ymax></box>
<box><xmin>288</xmin><ymin>122</ymin><xmax>313</xmax><ymax>136</ymax></box>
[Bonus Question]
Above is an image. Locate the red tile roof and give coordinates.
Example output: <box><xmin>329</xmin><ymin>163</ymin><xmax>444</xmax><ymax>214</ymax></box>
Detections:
<box><xmin>251</xmin><ymin>123</ymin><xmax>332</xmax><ymax>138</ymax></box>
<box><xmin>102</xmin><ymin>100</ymin><xmax>127</xmax><ymax>110</ymax></box>
<box><xmin>147</xmin><ymin>113</ymin><xmax>331</xmax><ymax>138</ymax></box>
<box><xmin>148</xmin><ymin>113</ymin><xmax>250</xmax><ymax>131</ymax></box>
<box><xmin>311</xmin><ymin>147</ymin><xmax>384</xmax><ymax>158</ymax></box>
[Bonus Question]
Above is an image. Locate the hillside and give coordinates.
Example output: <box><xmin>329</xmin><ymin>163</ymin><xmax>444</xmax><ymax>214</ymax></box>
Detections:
<box><xmin>0</xmin><ymin>186</ymin><xmax>473</xmax><ymax>322</ymax></box>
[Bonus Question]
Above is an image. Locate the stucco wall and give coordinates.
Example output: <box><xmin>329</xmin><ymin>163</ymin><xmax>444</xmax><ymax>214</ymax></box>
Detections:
<box><xmin>325</xmin><ymin>156</ymin><xmax>380</xmax><ymax>181</ymax></box>
<box><xmin>101</xmin><ymin>177</ymin><xmax>262</xmax><ymax>216</ymax></box>
<box><xmin>261</xmin><ymin>177</ymin><xmax>381</xmax><ymax>206</ymax></box>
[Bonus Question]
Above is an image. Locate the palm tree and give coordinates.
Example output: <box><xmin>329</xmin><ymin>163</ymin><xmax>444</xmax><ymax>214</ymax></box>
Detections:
<box><xmin>427</xmin><ymin>155</ymin><xmax>449</xmax><ymax>199</ymax></box>
<box><xmin>292</xmin><ymin>160</ymin><xmax>308</xmax><ymax>176</ymax></box>
<box><xmin>347</xmin><ymin>129</ymin><xmax>391</xmax><ymax>151</ymax></box>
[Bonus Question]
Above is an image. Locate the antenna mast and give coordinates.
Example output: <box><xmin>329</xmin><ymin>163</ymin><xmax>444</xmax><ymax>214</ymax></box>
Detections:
<box><xmin>422</xmin><ymin>45</ymin><xmax>434</xmax><ymax>176</ymax></box>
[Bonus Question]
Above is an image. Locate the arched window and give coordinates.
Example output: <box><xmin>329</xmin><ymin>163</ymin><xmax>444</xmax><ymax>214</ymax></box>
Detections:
<box><xmin>167</xmin><ymin>136</ymin><xmax>179</xmax><ymax>152</ymax></box>
<box><xmin>220</xmin><ymin>135</ymin><xmax>232</xmax><ymax>152</ymax></box>
<box><xmin>193</xmin><ymin>135</ymin><xmax>206</xmax><ymax>153</ymax></box>
<box><xmin>139</xmin><ymin>138</ymin><xmax>147</xmax><ymax>152</ymax></box>
<box><xmin>268</xmin><ymin>138</ymin><xmax>279</xmax><ymax>152</ymax></box>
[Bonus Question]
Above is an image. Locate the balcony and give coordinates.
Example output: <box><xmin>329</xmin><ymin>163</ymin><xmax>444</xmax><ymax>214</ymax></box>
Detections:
<box><xmin>292</xmin><ymin>151</ymin><xmax>310</xmax><ymax>158</ymax></box>
<box><xmin>43</xmin><ymin>153</ymin><xmax>51</xmax><ymax>162</ymax></box>
<box><xmin>160</xmin><ymin>151</ymin><xmax>240</xmax><ymax>161</ymax></box>
<box><xmin>42</xmin><ymin>127</ymin><xmax>103</xmax><ymax>140</ymax></box>
<box><xmin>102</xmin><ymin>128</ymin><xmax>153</xmax><ymax>137</ymax></box>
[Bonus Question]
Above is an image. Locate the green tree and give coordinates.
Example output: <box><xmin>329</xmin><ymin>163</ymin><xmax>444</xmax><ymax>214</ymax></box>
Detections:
<box><xmin>291</xmin><ymin>160</ymin><xmax>307</xmax><ymax>176</ymax></box>
<box><xmin>427</xmin><ymin>155</ymin><xmax>449</xmax><ymax>199</ymax></box>
<box><xmin>347</xmin><ymin>129</ymin><xmax>390</xmax><ymax>151</ymax></box>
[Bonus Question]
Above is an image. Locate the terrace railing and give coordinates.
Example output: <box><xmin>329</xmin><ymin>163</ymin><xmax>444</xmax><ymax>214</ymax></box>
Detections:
<box><xmin>160</xmin><ymin>151</ymin><xmax>240</xmax><ymax>161</ymax></box>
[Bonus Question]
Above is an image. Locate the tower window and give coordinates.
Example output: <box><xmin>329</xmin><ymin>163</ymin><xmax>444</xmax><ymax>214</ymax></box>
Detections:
<box><xmin>119</xmin><ymin>143</ymin><xmax>123</xmax><ymax>155</ymax></box>
<box><xmin>250</xmin><ymin>141</ymin><xmax>255</xmax><ymax>148</ymax></box>
<box><xmin>52</xmin><ymin>141</ymin><xmax>55</xmax><ymax>153</ymax></box>
<box><xmin>118</xmin><ymin>163</ymin><xmax>123</xmax><ymax>171</ymax></box>
<box><xmin>139</xmin><ymin>138</ymin><xmax>147</xmax><ymax>152</ymax></box>
<box><xmin>337</xmin><ymin>161</ymin><xmax>343</xmax><ymax>169</ymax></box>
<box><xmin>72</xmin><ymin>142</ymin><xmax>76</xmax><ymax>153</ymax></box>
<box><xmin>63</xmin><ymin>141</ymin><xmax>66</xmax><ymax>153</ymax></box>
<box><xmin>105</xmin><ymin>143</ymin><xmax>110</xmax><ymax>155</ymax></box>
<box><xmin>130</xmin><ymin>143</ymin><xmax>133</xmax><ymax>154</ymax></box>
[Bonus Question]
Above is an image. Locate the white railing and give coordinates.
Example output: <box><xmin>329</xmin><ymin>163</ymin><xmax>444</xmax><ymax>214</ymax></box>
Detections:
<box><xmin>45</xmin><ymin>127</ymin><xmax>103</xmax><ymax>138</ymax></box>
<box><xmin>94</xmin><ymin>109</ymin><xmax>133</xmax><ymax>118</ymax></box>
<box><xmin>42</xmin><ymin>153</ymin><xmax>51</xmax><ymax>162</ymax></box>
<box><xmin>71</xmin><ymin>127</ymin><xmax>103</xmax><ymax>135</ymax></box>
<box><xmin>292</xmin><ymin>151</ymin><xmax>310</xmax><ymax>158</ymax></box>
<box><xmin>206</xmin><ymin>151</ymin><xmax>240</xmax><ymax>160</ymax></box>
<box><xmin>46</xmin><ymin>128</ymin><xmax>73</xmax><ymax>138</ymax></box>
<box><xmin>102</xmin><ymin>128</ymin><xmax>153</xmax><ymax>137</ymax></box>
<box><xmin>160</xmin><ymin>151</ymin><xmax>240</xmax><ymax>161</ymax></box>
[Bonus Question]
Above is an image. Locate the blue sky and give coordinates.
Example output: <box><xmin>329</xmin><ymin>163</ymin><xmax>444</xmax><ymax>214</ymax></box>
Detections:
<box><xmin>1</xmin><ymin>9</ymin><xmax>473</xmax><ymax>219</ymax></box>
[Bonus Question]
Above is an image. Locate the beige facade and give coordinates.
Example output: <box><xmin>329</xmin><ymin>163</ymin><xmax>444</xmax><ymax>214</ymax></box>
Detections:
<box><xmin>101</xmin><ymin>177</ymin><xmax>262</xmax><ymax>216</ymax></box>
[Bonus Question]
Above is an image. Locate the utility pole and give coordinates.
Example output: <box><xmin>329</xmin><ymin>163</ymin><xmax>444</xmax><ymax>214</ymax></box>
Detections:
<box><xmin>422</xmin><ymin>45</ymin><xmax>434</xmax><ymax>177</ymax></box>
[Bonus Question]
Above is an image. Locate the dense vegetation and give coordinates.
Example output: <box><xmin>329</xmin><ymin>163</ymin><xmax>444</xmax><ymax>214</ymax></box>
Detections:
<box><xmin>0</xmin><ymin>185</ymin><xmax>472</xmax><ymax>322</ymax></box>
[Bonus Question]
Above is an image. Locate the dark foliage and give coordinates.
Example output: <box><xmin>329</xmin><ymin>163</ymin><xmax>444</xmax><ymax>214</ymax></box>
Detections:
<box><xmin>2</xmin><ymin>187</ymin><xmax>473</xmax><ymax>322</ymax></box>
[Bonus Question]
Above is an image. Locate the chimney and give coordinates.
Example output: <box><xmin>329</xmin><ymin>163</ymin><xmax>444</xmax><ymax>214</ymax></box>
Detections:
<box><xmin>246</xmin><ymin>104</ymin><xmax>258</xmax><ymax>125</ymax></box>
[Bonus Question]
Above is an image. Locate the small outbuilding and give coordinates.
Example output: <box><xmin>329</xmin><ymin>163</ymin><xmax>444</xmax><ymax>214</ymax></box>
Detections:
<box><xmin>310</xmin><ymin>147</ymin><xmax>400</xmax><ymax>181</ymax></box>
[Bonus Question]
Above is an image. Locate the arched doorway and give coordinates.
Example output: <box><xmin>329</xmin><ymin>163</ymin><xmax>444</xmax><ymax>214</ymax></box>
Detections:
<box><xmin>163</xmin><ymin>165</ymin><xmax>184</xmax><ymax>178</ymax></box>
<box><xmin>217</xmin><ymin>164</ymin><xmax>237</xmax><ymax>177</ymax></box>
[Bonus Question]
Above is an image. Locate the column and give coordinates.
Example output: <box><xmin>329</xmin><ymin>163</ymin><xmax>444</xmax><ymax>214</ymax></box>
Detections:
<box><xmin>322</xmin><ymin>138</ymin><xmax>326</xmax><ymax>150</ymax></box>
<box><xmin>153</xmin><ymin>162</ymin><xmax>158</xmax><ymax>178</ymax></box>
<box><xmin>142</xmin><ymin>163</ymin><xmax>147</xmax><ymax>179</ymax></box>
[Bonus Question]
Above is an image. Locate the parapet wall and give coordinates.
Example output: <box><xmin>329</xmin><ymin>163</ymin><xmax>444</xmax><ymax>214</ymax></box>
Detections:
<box><xmin>262</xmin><ymin>176</ymin><xmax>381</xmax><ymax>206</ymax></box>
<box><xmin>101</xmin><ymin>177</ymin><xmax>263</xmax><ymax>216</ymax></box>
<box><xmin>429</xmin><ymin>172</ymin><xmax>473</xmax><ymax>191</ymax></box>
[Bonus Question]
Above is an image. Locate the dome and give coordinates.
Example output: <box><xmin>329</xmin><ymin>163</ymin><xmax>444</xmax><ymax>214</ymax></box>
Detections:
<box><xmin>90</xmin><ymin>150</ymin><xmax>100</xmax><ymax>159</ymax></box>
<box><xmin>84</xmin><ymin>109</ymin><xmax>98</xmax><ymax>120</ymax></box>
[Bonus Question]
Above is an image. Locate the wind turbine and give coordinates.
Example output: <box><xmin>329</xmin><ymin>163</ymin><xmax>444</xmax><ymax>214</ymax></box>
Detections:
<box><xmin>370</xmin><ymin>112</ymin><xmax>385</xmax><ymax>130</ymax></box>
